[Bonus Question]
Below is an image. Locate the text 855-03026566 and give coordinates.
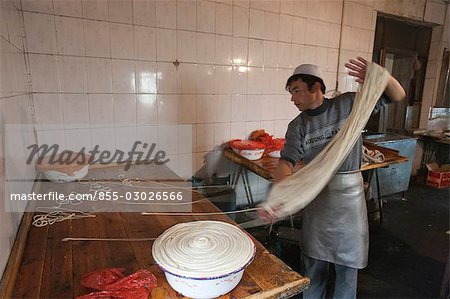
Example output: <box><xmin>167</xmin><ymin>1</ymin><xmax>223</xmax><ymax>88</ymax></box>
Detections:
<box><xmin>94</xmin><ymin>191</ymin><xmax>185</xmax><ymax>201</ymax></box>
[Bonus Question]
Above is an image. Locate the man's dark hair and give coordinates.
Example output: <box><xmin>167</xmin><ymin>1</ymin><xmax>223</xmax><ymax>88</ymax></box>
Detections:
<box><xmin>285</xmin><ymin>74</ymin><xmax>326</xmax><ymax>94</ymax></box>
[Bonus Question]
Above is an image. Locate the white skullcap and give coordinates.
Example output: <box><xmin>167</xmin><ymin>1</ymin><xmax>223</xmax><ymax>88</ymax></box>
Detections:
<box><xmin>291</xmin><ymin>64</ymin><xmax>323</xmax><ymax>79</ymax></box>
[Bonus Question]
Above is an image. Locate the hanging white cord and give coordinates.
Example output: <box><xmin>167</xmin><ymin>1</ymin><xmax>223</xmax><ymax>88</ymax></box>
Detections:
<box><xmin>61</xmin><ymin>237</ymin><xmax>157</xmax><ymax>242</ymax></box>
<box><xmin>141</xmin><ymin>207</ymin><xmax>262</xmax><ymax>216</ymax></box>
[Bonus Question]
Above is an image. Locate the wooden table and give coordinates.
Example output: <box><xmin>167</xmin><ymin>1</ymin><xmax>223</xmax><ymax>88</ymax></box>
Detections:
<box><xmin>224</xmin><ymin>142</ymin><xmax>409</xmax><ymax>222</ymax></box>
<box><xmin>224</xmin><ymin>142</ymin><xmax>408</xmax><ymax>181</ymax></box>
<box><xmin>1</xmin><ymin>164</ymin><xmax>309</xmax><ymax>299</ymax></box>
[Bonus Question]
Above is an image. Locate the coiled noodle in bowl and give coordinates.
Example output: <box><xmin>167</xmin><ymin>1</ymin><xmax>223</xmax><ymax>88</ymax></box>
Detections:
<box><xmin>152</xmin><ymin>221</ymin><xmax>256</xmax><ymax>298</ymax></box>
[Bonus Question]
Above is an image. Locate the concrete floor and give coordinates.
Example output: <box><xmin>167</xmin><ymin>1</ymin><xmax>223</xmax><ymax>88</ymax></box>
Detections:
<box><xmin>241</xmin><ymin>181</ymin><xmax>449</xmax><ymax>298</ymax></box>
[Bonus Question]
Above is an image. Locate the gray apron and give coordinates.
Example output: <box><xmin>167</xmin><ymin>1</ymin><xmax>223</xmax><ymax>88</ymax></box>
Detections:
<box><xmin>301</xmin><ymin>171</ymin><xmax>368</xmax><ymax>269</ymax></box>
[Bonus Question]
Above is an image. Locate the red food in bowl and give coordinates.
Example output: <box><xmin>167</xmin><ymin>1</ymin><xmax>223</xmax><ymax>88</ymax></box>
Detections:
<box><xmin>229</xmin><ymin>139</ymin><xmax>265</xmax><ymax>150</ymax></box>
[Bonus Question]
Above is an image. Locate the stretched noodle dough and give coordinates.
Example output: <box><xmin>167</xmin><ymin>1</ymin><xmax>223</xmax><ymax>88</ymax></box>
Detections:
<box><xmin>262</xmin><ymin>62</ymin><xmax>390</xmax><ymax>219</ymax></box>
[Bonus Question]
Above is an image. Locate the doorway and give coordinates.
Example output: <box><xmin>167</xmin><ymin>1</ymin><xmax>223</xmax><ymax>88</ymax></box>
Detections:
<box><xmin>367</xmin><ymin>15</ymin><xmax>432</xmax><ymax>133</ymax></box>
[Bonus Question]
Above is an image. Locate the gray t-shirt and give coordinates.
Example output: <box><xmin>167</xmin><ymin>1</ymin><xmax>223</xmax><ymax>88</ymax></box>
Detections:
<box><xmin>280</xmin><ymin>92</ymin><xmax>391</xmax><ymax>172</ymax></box>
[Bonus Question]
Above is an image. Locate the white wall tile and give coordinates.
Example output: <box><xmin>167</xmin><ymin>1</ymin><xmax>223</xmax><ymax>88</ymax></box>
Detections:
<box><xmin>134</xmin><ymin>26</ymin><xmax>156</xmax><ymax>61</ymax></box>
<box><xmin>178</xmin><ymin>30</ymin><xmax>197</xmax><ymax>63</ymax></box>
<box><xmin>110</xmin><ymin>23</ymin><xmax>134</xmax><ymax>59</ymax></box>
<box><xmin>158</xmin><ymin>125</ymin><xmax>178</xmax><ymax>154</ymax></box>
<box><xmin>62</xmin><ymin>94</ymin><xmax>89</xmax><ymax>129</ymax></box>
<box><xmin>33</xmin><ymin>94</ymin><xmax>63</xmax><ymax>128</ymax></box>
<box><xmin>156</xmin><ymin>0</ymin><xmax>176</xmax><ymax>29</ymax></box>
<box><xmin>197</xmin><ymin>0</ymin><xmax>215</xmax><ymax>33</ymax></box>
<box><xmin>196</xmin><ymin>123</ymin><xmax>214</xmax><ymax>151</ymax></box>
<box><xmin>291</xmin><ymin>43</ymin><xmax>304</xmax><ymax>65</ymax></box>
<box><xmin>343</xmin><ymin>1</ymin><xmax>374</xmax><ymax>30</ymax></box>
<box><xmin>293</xmin><ymin>0</ymin><xmax>307</xmax><ymax>17</ymax></box>
<box><xmin>157</xmin><ymin>62</ymin><xmax>177</xmax><ymax>93</ymax></box>
<box><xmin>260</xmin><ymin>94</ymin><xmax>276</xmax><ymax>120</ymax></box>
<box><xmin>136</xmin><ymin>125</ymin><xmax>158</xmax><ymax>148</ymax></box>
<box><xmin>196</xmin><ymin>64</ymin><xmax>215</xmax><ymax>94</ymax></box>
<box><xmin>133</xmin><ymin>0</ymin><xmax>156</xmax><ymax>26</ymax></box>
<box><xmin>230</xmin><ymin>121</ymin><xmax>247</xmax><ymax>139</ymax></box>
<box><xmin>215</xmin><ymin>3</ymin><xmax>232</xmax><ymax>35</ymax></box>
<box><xmin>158</xmin><ymin>95</ymin><xmax>178</xmax><ymax>124</ymax></box>
<box><xmin>280</xmin><ymin>0</ymin><xmax>294</xmax><ymax>14</ymax></box>
<box><xmin>22</xmin><ymin>0</ymin><xmax>53</xmax><ymax>13</ymax></box>
<box><xmin>231</xmin><ymin>65</ymin><xmax>248</xmax><ymax>94</ymax></box>
<box><xmin>263</xmin><ymin>40</ymin><xmax>277</xmax><ymax>67</ymax></box>
<box><xmin>177</xmin><ymin>63</ymin><xmax>197</xmax><ymax>94</ymax></box>
<box><xmin>111</xmin><ymin>59</ymin><xmax>136</xmax><ymax>93</ymax></box>
<box><xmin>278</xmin><ymin>14</ymin><xmax>293</xmax><ymax>42</ymax></box>
<box><xmin>108</xmin><ymin>0</ymin><xmax>132</xmax><ymax>23</ymax></box>
<box><xmin>249</xmin><ymin>9</ymin><xmax>264</xmax><ymax>39</ymax></box>
<box><xmin>264</xmin><ymin>11</ymin><xmax>279</xmax><ymax>40</ymax></box>
<box><xmin>246</xmin><ymin>94</ymin><xmax>261</xmax><ymax>121</ymax></box>
<box><xmin>84</xmin><ymin>19</ymin><xmax>110</xmax><ymax>57</ymax></box>
<box><xmin>36</xmin><ymin>129</ymin><xmax>66</xmax><ymax>148</ymax></box>
<box><xmin>177</xmin><ymin>0</ymin><xmax>196</xmax><ymax>30</ymax></box>
<box><xmin>24</xmin><ymin>12</ymin><xmax>57</xmax><ymax>54</ymax></box>
<box><xmin>321</xmin><ymin>0</ymin><xmax>342</xmax><ymax>24</ymax></box>
<box><xmin>113</xmin><ymin>94</ymin><xmax>136</xmax><ymax>126</ymax></box>
<box><xmin>137</xmin><ymin>94</ymin><xmax>158</xmax><ymax>125</ymax></box>
<box><xmin>234</xmin><ymin>0</ymin><xmax>250</xmax><ymax>8</ymax></box>
<box><xmin>115</xmin><ymin>126</ymin><xmax>137</xmax><ymax>152</ymax></box>
<box><xmin>266</xmin><ymin>0</ymin><xmax>280</xmax><ymax>13</ymax></box>
<box><xmin>214</xmin><ymin>65</ymin><xmax>232</xmax><ymax>94</ymax></box>
<box><xmin>178</xmin><ymin>95</ymin><xmax>197</xmax><ymax>124</ymax></box>
<box><xmin>232</xmin><ymin>37</ymin><xmax>248</xmax><ymax>65</ymax></box>
<box><xmin>233</xmin><ymin>6</ymin><xmax>249</xmax><ymax>37</ymax></box>
<box><xmin>215</xmin><ymin>35</ymin><xmax>232</xmax><ymax>64</ymax></box>
<box><xmin>86</xmin><ymin>58</ymin><xmax>112</xmax><ymax>93</ymax></box>
<box><xmin>29</xmin><ymin>54</ymin><xmax>60</xmax><ymax>92</ymax></box>
<box><xmin>197</xmin><ymin>33</ymin><xmax>215</xmax><ymax>63</ymax></box>
<box><xmin>59</xmin><ymin>56</ymin><xmax>87</xmax><ymax>93</ymax></box>
<box><xmin>230</xmin><ymin>95</ymin><xmax>246</xmax><ymax>121</ymax></box>
<box><xmin>277</xmin><ymin>42</ymin><xmax>291</xmax><ymax>68</ymax></box>
<box><xmin>82</xmin><ymin>0</ymin><xmax>108</xmax><ymax>21</ymax></box>
<box><xmin>247</xmin><ymin>66</ymin><xmax>262</xmax><ymax>94</ymax></box>
<box><xmin>196</xmin><ymin>95</ymin><xmax>214</xmax><ymax>123</ymax></box>
<box><xmin>156</xmin><ymin>28</ymin><xmax>177</xmax><ymax>61</ymax></box>
<box><xmin>250</xmin><ymin>0</ymin><xmax>265</xmax><ymax>10</ymax></box>
<box><xmin>291</xmin><ymin>16</ymin><xmax>305</xmax><ymax>44</ymax></box>
<box><xmin>214</xmin><ymin>122</ymin><xmax>231</xmax><ymax>146</ymax></box>
<box><xmin>340</xmin><ymin>25</ymin><xmax>372</xmax><ymax>52</ymax></box>
<box><xmin>55</xmin><ymin>16</ymin><xmax>85</xmax><ymax>56</ymax></box>
<box><xmin>248</xmin><ymin>39</ymin><xmax>264</xmax><ymax>66</ymax></box>
<box><xmin>91</xmin><ymin>127</ymin><xmax>116</xmax><ymax>152</ymax></box>
<box><xmin>424</xmin><ymin>0</ymin><xmax>446</xmax><ymax>25</ymax></box>
<box><xmin>89</xmin><ymin>94</ymin><xmax>114</xmax><ymax>127</ymax></box>
<box><xmin>327</xmin><ymin>23</ymin><xmax>341</xmax><ymax>48</ymax></box>
<box><xmin>214</xmin><ymin>95</ymin><xmax>231</xmax><ymax>122</ymax></box>
<box><xmin>136</xmin><ymin>61</ymin><xmax>157</xmax><ymax>93</ymax></box>
<box><xmin>54</xmin><ymin>0</ymin><xmax>82</xmax><ymax>17</ymax></box>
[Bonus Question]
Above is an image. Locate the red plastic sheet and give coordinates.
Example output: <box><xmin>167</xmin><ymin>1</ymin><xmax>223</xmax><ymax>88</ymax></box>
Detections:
<box><xmin>77</xmin><ymin>269</ymin><xmax>157</xmax><ymax>299</ymax></box>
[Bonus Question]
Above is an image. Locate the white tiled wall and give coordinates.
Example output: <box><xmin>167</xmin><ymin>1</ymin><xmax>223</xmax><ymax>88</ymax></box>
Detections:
<box><xmin>23</xmin><ymin>0</ymin><xmax>359</xmax><ymax>186</ymax></box>
<box><xmin>0</xmin><ymin>0</ymin><xmax>36</xmax><ymax>279</ymax></box>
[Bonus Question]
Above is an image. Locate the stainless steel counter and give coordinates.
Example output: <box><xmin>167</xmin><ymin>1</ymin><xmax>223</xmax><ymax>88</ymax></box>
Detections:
<box><xmin>363</xmin><ymin>133</ymin><xmax>417</xmax><ymax>197</ymax></box>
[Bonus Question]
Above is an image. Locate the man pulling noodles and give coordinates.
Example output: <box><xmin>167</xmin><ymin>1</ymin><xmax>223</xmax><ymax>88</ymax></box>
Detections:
<box><xmin>261</xmin><ymin>57</ymin><xmax>405</xmax><ymax>299</ymax></box>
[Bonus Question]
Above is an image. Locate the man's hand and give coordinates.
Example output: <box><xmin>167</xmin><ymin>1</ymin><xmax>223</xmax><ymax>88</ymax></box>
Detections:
<box><xmin>257</xmin><ymin>204</ymin><xmax>283</xmax><ymax>223</ymax></box>
<box><xmin>345</xmin><ymin>56</ymin><xmax>367</xmax><ymax>84</ymax></box>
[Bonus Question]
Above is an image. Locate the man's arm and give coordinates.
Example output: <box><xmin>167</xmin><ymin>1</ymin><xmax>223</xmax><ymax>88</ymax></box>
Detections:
<box><xmin>345</xmin><ymin>56</ymin><xmax>406</xmax><ymax>102</ymax></box>
<box><xmin>273</xmin><ymin>159</ymin><xmax>294</xmax><ymax>183</ymax></box>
